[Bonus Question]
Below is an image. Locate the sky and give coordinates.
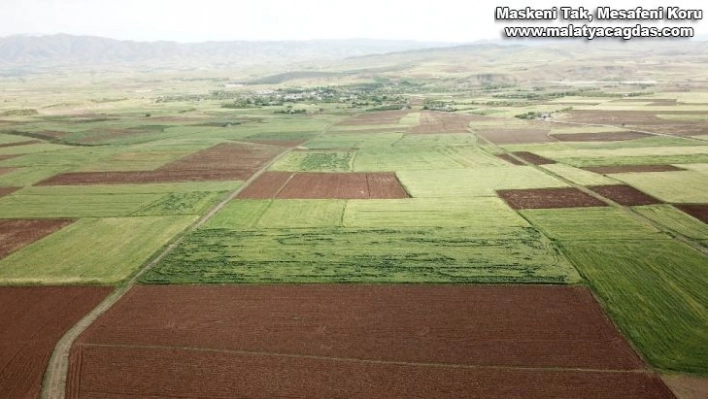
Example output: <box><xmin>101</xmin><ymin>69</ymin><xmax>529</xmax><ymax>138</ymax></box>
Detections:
<box><xmin>1</xmin><ymin>0</ymin><xmax>706</xmax><ymax>43</ymax></box>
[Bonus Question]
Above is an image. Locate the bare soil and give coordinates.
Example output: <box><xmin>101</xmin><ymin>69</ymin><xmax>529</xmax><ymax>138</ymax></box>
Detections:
<box><xmin>66</xmin><ymin>285</ymin><xmax>672</xmax><ymax>398</ymax></box>
<box><xmin>276</xmin><ymin>173</ymin><xmax>409</xmax><ymax>199</ymax></box>
<box><xmin>498</xmin><ymin>187</ymin><xmax>608</xmax><ymax>209</ymax></box>
<box><xmin>675</xmin><ymin>204</ymin><xmax>708</xmax><ymax>223</ymax></box>
<box><xmin>160</xmin><ymin>142</ymin><xmax>283</xmax><ymax>171</ymax></box>
<box><xmin>510</xmin><ymin>151</ymin><xmax>557</xmax><ymax>165</ymax></box>
<box><xmin>0</xmin><ymin>167</ymin><xmax>17</xmax><ymax>176</ymax></box>
<box><xmin>0</xmin><ymin>186</ymin><xmax>20</xmax><ymax>198</ymax></box>
<box><xmin>496</xmin><ymin>154</ymin><xmax>525</xmax><ymax>165</ymax></box>
<box><xmin>551</xmin><ymin>131</ymin><xmax>651</xmax><ymax>142</ymax></box>
<box><xmin>237</xmin><ymin>171</ymin><xmax>294</xmax><ymax>199</ymax></box>
<box><xmin>0</xmin><ymin>219</ymin><xmax>75</xmax><ymax>259</ymax></box>
<box><xmin>662</xmin><ymin>374</ymin><xmax>708</xmax><ymax>399</ymax></box>
<box><xmin>477</xmin><ymin>129</ymin><xmax>554</xmax><ymax>144</ymax></box>
<box><xmin>0</xmin><ymin>286</ymin><xmax>110</xmax><ymax>399</ymax></box>
<box><xmin>588</xmin><ymin>185</ymin><xmax>663</xmax><ymax>206</ymax></box>
<box><xmin>583</xmin><ymin>165</ymin><xmax>684</xmax><ymax>174</ymax></box>
<box><xmin>0</xmin><ymin>140</ymin><xmax>39</xmax><ymax>148</ymax></box>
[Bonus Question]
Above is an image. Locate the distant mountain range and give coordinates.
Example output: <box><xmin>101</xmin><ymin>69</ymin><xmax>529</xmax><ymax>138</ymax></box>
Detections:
<box><xmin>0</xmin><ymin>34</ymin><xmax>458</xmax><ymax>66</ymax></box>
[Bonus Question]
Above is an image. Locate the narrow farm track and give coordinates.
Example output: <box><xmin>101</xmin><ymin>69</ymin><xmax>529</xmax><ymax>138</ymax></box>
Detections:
<box><xmin>40</xmin><ymin>123</ymin><xmax>337</xmax><ymax>399</ymax></box>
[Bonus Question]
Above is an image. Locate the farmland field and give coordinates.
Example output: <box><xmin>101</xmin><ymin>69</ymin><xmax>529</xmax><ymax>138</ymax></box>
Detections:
<box><xmin>1</xmin><ymin>39</ymin><xmax>707</xmax><ymax>398</ymax></box>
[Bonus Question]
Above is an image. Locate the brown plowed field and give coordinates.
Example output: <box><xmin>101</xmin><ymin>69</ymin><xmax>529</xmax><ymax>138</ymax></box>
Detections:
<box><xmin>408</xmin><ymin>111</ymin><xmax>478</xmax><ymax>134</ymax></box>
<box><xmin>510</xmin><ymin>151</ymin><xmax>556</xmax><ymax>165</ymax></box>
<box><xmin>675</xmin><ymin>204</ymin><xmax>708</xmax><ymax>223</ymax></box>
<box><xmin>0</xmin><ymin>286</ymin><xmax>110</xmax><ymax>399</ymax></box>
<box><xmin>551</xmin><ymin>131</ymin><xmax>651</xmax><ymax>142</ymax></box>
<box><xmin>0</xmin><ymin>219</ymin><xmax>75</xmax><ymax>259</ymax></box>
<box><xmin>276</xmin><ymin>172</ymin><xmax>408</xmax><ymax>199</ymax></box>
<box><xmin>35</xmin><ymin>169</ymin><xmax>251</xmax><ymax>185</ymax></box>
<box><xmin>68</xmin><ymin>345</ymin><xmax>673</xmax><ymax>399</ymax></box>
<box><xmin>336</xmin><ymin>111</ymin><xmax>408</xmax><ymax>126</ymax></box>
<box><xmin>0</xmin><ymin>167</ymin><xmax>17</xmax><ymax>176</ymax></box>
<box><xmin>0</xmin><ymin>186</ymin><xmax>20</xmax><ymax>198</ymax></box>
<box><xmin>477</xmin><ymin>129</ymin><xmax>554</xmax><ymax>144</ymax></box>
<box><xmin>560</xmin><ymin>110</ymin><xmax>708</xmax><ymax>136</ymax></box>
<box><xmin>239</xmin><ymin>172</ymin><xmax>408</xmax><ymax>199</ymax></box>
<box><xmin>496</xmin><ymin>154</ymin><xmax>524</xmax><ymax>165</ymax></box>
<box><xmin>0</xmin><ymin>140</ymin><xmax>39</xmax><ymax>148</ymax></box>
<box><xmin>66</xmin><ymin>285</ymin><xmax>672</xmax><ymax>398</ymax></box>
<box><xmin>35</xmin><ymin>143</ymin><xmax>284</xmax><ymax>185</ymax></box>
<box><xmin>236</xmin><ymin>171</ymin><xmax>293</xmax><ymax>198</ymax></box>
<box><xmin>498</xmin><ymin>187</ymin><xmax>608</xmax><ymax>209</ymax></box>
<box><xmin>583</xmin><ymin>165</ymin><xmax>684</xmax><ymax>174</ymax></box>
<box><xmin>588</xmin><ymin>185</ymin><xmax>663</xmax><ymax>206</ymax></box>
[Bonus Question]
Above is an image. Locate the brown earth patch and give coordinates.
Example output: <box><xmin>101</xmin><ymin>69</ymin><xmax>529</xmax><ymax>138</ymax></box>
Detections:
<box><xmin>498</xmin><ymin>187</ymin><xmax>607</xmax><ymax>209</ymax></box>
<box><xmin>0</xmin><ymin>286</ymin><xmax>110</xmax><ymax>399</ymax></box>
<box><xmin>588</xmin><ymin>184</ymin><xmax>662</xmax><ymax>206</ymax></box>
<box><xmin>0</xmin><ymin>167</ymin><xmax>17</xmax><ymax>176</ymax></box>
<box><xmin>0</xmin><ymin>140</ymin><xmax>39</xmax><ymax>148</ymax></box>
<box><xmin>477</xmin><ymin>129</ymin><xmax>554</xmax><ymax>144</ymax></box>
<box><xmin>583</xmin><ymin>165</ymin><xmax>684</xmax><ymax>174</ymax></box>
<box><xmin>246</xmin><ymin>139</ymin><xmax>309</xmax><ymax>147</ymax></box>
<box><xmin>496</xmin><ymin>154</ymin><xmax>525</xmax><ymax>165</ymax></box>
<box><xmin>0</xmin><ymin>219</ymin><xmax>75</xmax><ymax>259</ymax></box>
<box><xmin>276</xmin><ymin>172</ymin><xmax>409</xmax><ymax>199</ymax></box>
<box><xmin>0</xmin><ymin>154</ymin><xmax>20</xmax><ymax>162</ymax></box>
<box><xmin>675</xmin><ymin>204</ymin><xmax>708</xmax><ymax>223</ymax></box>
<box><xmin>68</xmin><ymin>345</ymin><xmax>672</xmax><ymax>399</ymax></box>
<box><xmin>510</xmin><ymin>151</ymin><xmax>556</xmax><ymax>165</ymax></box>
<box><xmin>662</xmin><ymin>374</ymin><xmax>708</xmax><ymax>399</ymax></box>
<box><xmin>336</xmin><ymin>111</ymin><xmax>409</xmax><ymax>126</ymax></box>
<box><xmin>237</xmin><ymin>172</ymin><xmax>294</xmax><ymax>199</ymax></box>
<box><xmin>551</xmin><ymin>131</ymin><xmax>651</xmax><ymax>142</ymax></box>
<box><xmin>36</xmin><ymin>130</ymin><xmax>72</xmax><ymax>139</ymax></box>
<box><xmin>67</xmin><ymin>285</ymin><xmax>670</xmax><ymax>398</ymax></box>
<box><xmin>36</xmin><ymin>143</ymin><xmax>284</xmax><ymax>185</ymax></box>
<box><xmin>408</xmin><ymin>111</ymin><xmax>479</xmax><ymax>134</ymax></box>
<box><xmin>35</xmin><ymin>169</ymin><xmax>252</xmax><ymax>186</ymax></box>
<box><xmin>0</xmin><ymin>187</ymin><xmax>21</xmax><ymax>198</ymax></box>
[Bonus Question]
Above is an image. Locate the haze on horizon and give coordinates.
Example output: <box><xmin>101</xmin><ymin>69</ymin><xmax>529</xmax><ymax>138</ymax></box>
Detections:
<box><xmin>1</xmin><ymin>0</ymin><xmax>707</xmax><ymax>43</ymax></box>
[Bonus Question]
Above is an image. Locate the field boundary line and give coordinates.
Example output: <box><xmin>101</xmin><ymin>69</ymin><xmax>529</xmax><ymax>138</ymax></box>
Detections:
<box><xmin>41</xmin><ymin>121</ymin><xmax>339</xmax><ymax>399</ymax></box>
<box><xmin>76</xmin><ymin>342</ymin><xmax>654</xmax><ymax>375</ymax></box>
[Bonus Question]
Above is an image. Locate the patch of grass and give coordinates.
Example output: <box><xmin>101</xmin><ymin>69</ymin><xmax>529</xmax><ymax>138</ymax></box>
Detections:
<box><xmin>540</xmin><ymin>163</ymin><xmax>619</xmax><ymax>186</ymax></box>
<box><xmin>203</xmin><ymin>199</ymin><xmax>271</xmax><ymax>229</ymax></box>
<box><xmin>398</xmin><ymin>166</ymin><xmax>567</xmax><ymax>197</ymax></box>
<box><xmin>0</xmin><ymin>192</ymin><xmax>163</xmax><ymax>218</ymax></box>
<box><xmin>634</xmin><ymin>205</ymin><xmax>708</xmax><ymax>240</ymax></box>
<box><xmin>561</xmin><ymin>240</ymin><xmax>708</xmax><ymax>374</ymax></box>
<box><xmin>256</xmin><ymin>200</ymin><xmax>345</xmax><ymax>228</ymax></box>
<box><xmin>132</xmin><ymin>191</ymin><xmax>227</xmax><ymax>216</ymax></box>
<box><xmin>141</xmin><ymin>226</ymin><xmax>579</xmax><ymax>284</ymax></box>
<box><xmin>0</xmin><ymin>216</ymin><xmax>196</xmax><ymax>284</ymax></box>
<box><xmin>612</xmin><ymin>171</ymin><xmax>708</xmax><ymax>203</ymax></box>
<box><xmin>354</xmin><ymin>146</ymin><xmax>506</xmax><ymax>171</ymax></box>
<box><xmin>521</xmin><ymin>207</ymin><xmax>663</xmax><ymax>240</ymax></box>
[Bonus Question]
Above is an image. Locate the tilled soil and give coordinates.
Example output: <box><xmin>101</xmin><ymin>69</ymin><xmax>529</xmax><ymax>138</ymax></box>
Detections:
<box><xmin>588</xmin><ymin>185</ymin><xmax>663</xmax><ymax>206</ymax></box>
<box><xmin>0</xmin><ymin>218</ymin><xmax>75</xmax><ymax>259</ymax></box>
<box><xmin>498</xmin><ymin>187</ymin><xmax>608</xmax><ymax>209</ymax></box>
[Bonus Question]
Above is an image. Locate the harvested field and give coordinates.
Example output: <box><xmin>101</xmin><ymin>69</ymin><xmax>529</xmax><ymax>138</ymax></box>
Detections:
<box><xmin>237</xmin><ymin>171</ymin><xmax>293</xmax><ymax>199</ymax></box>
<box><xmin>0</xmin><ymin>140</ymin><xmax>39</xmax><ymax>148</ymax></box>
<box><xmin>0</xmin><ymin>219</ymin><xmax>74</xmax><ymax>259</ymax></box>
<box><xmin>511</xmin><ymin>151</ymin><xmax>556</xmax><ymax>165</ymax></box>
<box><xmin>0</xmin><ymin>286</ymin><xmax>110</xmax><ymax>399</ymax></box>
<box><xmin>551</xmin><ymin>131</ymin><xmax>651</xmax><ymax>142</ymax></box>
<box><xmin>477</xmin><ymin>128</ymin><xmax>554</xmax><ymax>144</ymax></box>
<box><xmin>588</xmin><ymin>184</ymin><xmax>662</xmax><ymax>206</ymax></box>
<box><xmin>663</xmin><ymin>374</ymin><xmax>708</xmax><ymax>399</ymax></box>
<box><xmin>498</xmin><ymin>187</ymin><xmax>607</xmax><ymax>209</ymax></box>
<box><xmin>160</xmin><ymin>142</ymin><xmax>283</xmax><ymax>171</ymax></box>
<box><xmin>583</xmin><ymin>165</ymin><xmax>685</xmax><ymax>174</ymax></box>
<box><xmin>676</xmin><ymin>204</ymin><xmax>708</xmax><ymax>223</ymax></box>
<box><xmin>496</xmin><ymin>153</ymin><xmax>524</xmax><ymax>165</ymax></box>
<box><xmin>336</xmin><ymin>111</ymin><xmax>408</xmax><ymax>126</ymax></box>
<box><xmin>67</xmin><ymin>285</ymin><xmax>671</xmax><ymax>398</ymax></box>
<box><xmin>408</xmin><ymin>111</ymin><xmax>477</xmax><ymax>134</ymax></box>
<box><xmin>242</xmin><ymin>172</ymin><xmax>408</xmax><ymax>199</ymax></box>
<box><xmin>0</xmin><ymin>186</ymin><xmax>20</xmax><ymax>198</ymax></box>
<box><xmin>0</xmin><ymin>167</ymin><xmax>16</xmax><ymax>176</ymax></box>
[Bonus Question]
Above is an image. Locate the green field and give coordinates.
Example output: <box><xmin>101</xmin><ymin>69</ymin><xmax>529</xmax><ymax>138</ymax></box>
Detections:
<box><xmin>561</xmin><ymin>240</ymin><xmax>708</xmax><ymax>374</ymax></box>
<box><xmin>0</xmin><ymin>216</ymin><xmax>196</xmax><ymax>284</ymax></box>
<box><xmin>634</xmin><ymin>205</ymin><xmax>708</xmax><ymax>240</ymax></box>
<box><xmin>612</xmin><ymin>171</ymin><xmax>708</xmax><ymax>203</ymax></box>
<box><xmin>142</xmin><ymin>226</ymin><xmax>579</xmax><ymax>284</ymax></box>
<box><xmin>270</xmin><ymin>150</ymin><xmax>354</xmax><ymax>172</ymax></box>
